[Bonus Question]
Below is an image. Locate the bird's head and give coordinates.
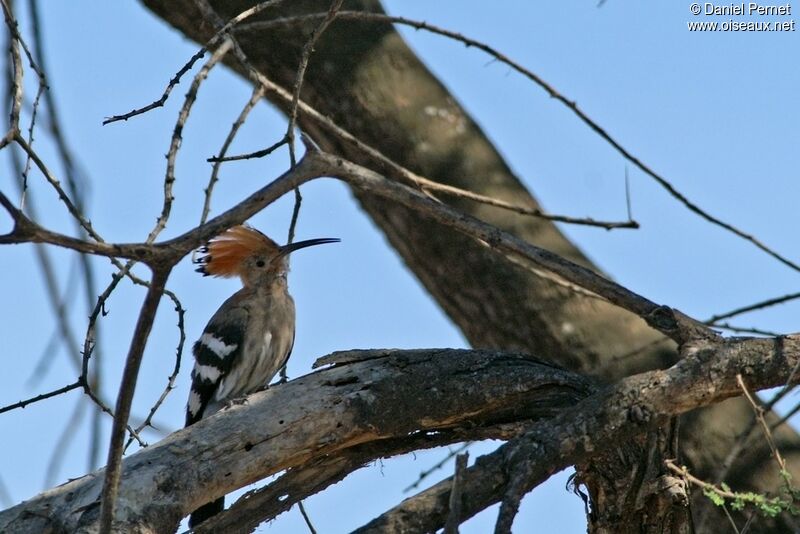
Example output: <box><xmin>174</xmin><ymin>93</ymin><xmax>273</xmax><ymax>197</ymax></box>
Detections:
<box><xmin>194</xmin><ymin>225</ymin><xmax>339</xmax><ymax>288</ymax></box>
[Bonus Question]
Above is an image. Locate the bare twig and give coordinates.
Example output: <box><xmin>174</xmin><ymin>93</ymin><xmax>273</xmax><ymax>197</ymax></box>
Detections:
<box><xmin>212</xmin><ymin>31</ymin><xmax>637</xmax><ymax>230</ymax></box>
<box><xmin>297</xmin><ymin>501</ymin><xmax>317</xmax><ymax>534</ymax></box>
<box><xmin>0</xmin><ymin>380</ymin><xmax>81</xmax><ymax>415</ymax></box>
<box><xmin>282</xmin><ymin>1</ymin><xmax>342</xmax><ymax>387</ymax></box>
<box><xmin>151</xmin><ymin>38</ymin><xmax>233</xmax><ymax>246</ymax></box>
<box><xmin>1</xmin><ymin>0</ymin><xmax>23</xmax><ymax>149</ymax></box>
<box><xmin>102</xmin><ymin>53</ymin><xmax>207</xmax><ymax>124</ymax></box>
<box><xmin>201</xmin><ymin>85</ymin><xmax>266</xmax><ymax>223</ymax></box>
<box><xmin>103</xmin><ymin>0</ymin><xmax>288</xmax><ymax>125</ymax></box>
<box><xmin>405</xmin><ymin>442</ymin><xmax>472</xmax><ymax>493</ymax></box>
<box><xmin>711</xmin><ymin>338</ymin><xmax>800</xmax><ymax>498</ymax></box>
<box><xmin>285</xmin><ymin>0</ymin><xmax>343</xmax><ymax>166</ymax></box>
<box><xmin>410</xmin><ymin>176</ymin><xmax>637</xmax><ymax>229</ymax></box>
<box><xmin>625</xmin><ymin>166</ymin><xmax>633</xmax><ymax>221</ymax></box>
<box><xmin>494</xmin><ymin>447</ymin><xmax>530</xmax><ymax>534</ymax></box>
<box><xmin>444</xmin><ymin>452</ymin><xmax>469</xmax><ymax>534</ymax></box>
<box><xmin>12</xmin><ymin>134</ymin><xmax>103</xmax><ymax>241</ymax></box>
<box><xmin>80</xmin><ymin>266</ymin><xmax>148</xmax><ymax>449</ymax></box>
<box><xmin>770</xmin><ymin>401</ymin><xmax>800</xmax><ymax>435</ymax></box>
<box><xmin>126</xmin><ymin>292</ymin><xmax>185</xmax><ymax>451</ymax></box>
<box><xmin>219</xmin><ymin>137</ymin><xmax>638</xmax><ymax>229</ymax></box>
<box><xmin>711</xmin><ymin>323</ymin><xmax>780</xmax><ymax>337</ymax></box>
<box><xmin>722</xmin><ymin>504</ymin><xmax>742</xmax><ymax>534</ymax></box>
<box><xmin>240</xmin><ymin>10</ymin><xmax>800</xmax><ymax>272</ymax></box>
<box><xmin>707</xmin><ymin>291</ymin><xmax>800</xmax><ymax>324</ymax></box>
<box><xmin>736</xmin><ymin>374</ymin><xmax>786</xmax><ymax>474</ymax></box>
<box><xmin>98</xmin><ymin>268</ymin><xmax>169</xmax><ymax>534</ymax></box>
<box><xmin>206</xmin><ymin>135</ymin><xmax>286</xmax><ymax>163</ymax></box>
<box><xmin>26</xmin><ymin>0</ymin><xmax>107</xmax><ymax>470</ymax></box>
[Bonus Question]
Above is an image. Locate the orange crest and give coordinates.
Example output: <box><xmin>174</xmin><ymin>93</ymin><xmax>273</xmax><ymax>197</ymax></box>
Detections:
<box><xmin>194</xmin><ymin>225</ymin><xmax>279</xmax><ymax>278</ymax></box>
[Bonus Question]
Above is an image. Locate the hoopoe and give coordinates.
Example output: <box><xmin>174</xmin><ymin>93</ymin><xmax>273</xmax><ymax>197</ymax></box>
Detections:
<box><xmin>186</xmin><ymin>225</ymin><xmax>338</xmax><ymax>527</ymax></box>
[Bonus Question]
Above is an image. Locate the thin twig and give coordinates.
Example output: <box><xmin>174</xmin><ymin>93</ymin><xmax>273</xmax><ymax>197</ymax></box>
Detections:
<box><xmin>241</xmin><ymin>10</ymin><xmax>800</xmax><ymax>272</ymax></box>
<box><xmin>201</xmin><ymin>85</ymin><xmax>267</xmax><ymax>223</ymax></box>
<box><xmin>711</xmin><ymin>323</ymin><xmax>780</xmax><ymax>337</ymax></box>
<box><xmin>221</xmin><ymin>24</ymin><xmax>636</xmax><ymax>231</ymax></box>
<box><xmin>103</xmin><ymin>0</ymin><xmax>289</xmax><ymax>125</ymax></box>
<box><xmin>80</xmin><ymin>265</ymin><xmax>148</xmax><ymax>448</ymax></box>
<box><xmin>444</xmin><ymin>452</ymin><xmax>469</xmax><ymax>534</ymax></box>
<box><xmin>206</xmin><ymin>135</ymin><xmax>286</xmax><ymax>163</ymax></box>
<box><xmin>722</xmin><ymin>503</ymin><xmax>742</xmax><ymax>534</ymax></box>
<box><xmin>125</xmin><ymin>293</ymin><xmax>185</xmax><ymax>451</ymax></box>
<box><xmin>287</xmin><ymin>187</ymin><xmax>303</xmax><ymax>245</ymax></box>
<box><xmin>706</xmin><ymin>291</ymin><xmax>800</xmax><ymax>324</ymax></box>
<box><xmin>297</xmin><ymin>501</ymin><xmax>318</xmax><ymax>534</ymax></box>
<box><xmin>770</xmin><ymin>401</ymin><xmax>800</xmax><ymax>435</ymax></box>
<box><xmin>493</xmin><ymin>436</ymin><xmax>543</xmax><ymax>534</ymax></box>
<box><xmin>151</xmin><ymin>38</ymin><xmax>233</xmax><ymax>246</ymax></box>
<box><xmin>1</xmin><ymin>0</ymin><xmax>23</xmax><ymax>149</ymax></box>
<box><xmin>26</xmin><ymin>0</ymin><xmax>107</xmax><ymax>471</ymax></box>
<box><xmin>405</xmin><ymin>442</ymin><xmax>472</xmax><ymax>492</ymax></box>
<box><xmin>285</xmin><ymin>0</ymin><xmax>343</xmax><ymax>167</ymax></box>
<box><xmin>711</xmin><ymin>339</ymin><xmax>799</xmax><ymax>495</ymax></box>
<box><xmin>282</xmin><ymin>0</ymin><xmax>341</xmax><ymax>389</ymax></box>
<box><xmin>736</xmin><ymin>374</ymin><xmax>786</xmax><ymax>474</ymax></box>
<box><xmin>13</xmin><ymin>134</ymin><xmax>103</xmax><ymax>241</ymax></box>
<box><xmin>413</xmin><ymin>177</ymin><xmax>637</xmax><ymax>229</ymax></box>
<box><xmin>219</xmin><ymin>139</ymin><xmax>639</xmax><ymax>228</ymax></box>
<box><xmin>0</xmin><ymin>380</ymin><xmax>81</xmax><ymax>415</ymax></box>
<box><xmin>625</xmin><ymin>166</ymin><xmax>633</xmax><ymax>221</ymax></box>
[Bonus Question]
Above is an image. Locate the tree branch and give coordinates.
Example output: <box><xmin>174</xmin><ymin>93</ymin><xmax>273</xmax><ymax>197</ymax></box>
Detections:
<box><xmin>356</xmin><ymin>335</ymin><xmax>800</xmax><ymax>533</ymax></box>
<box><xmin>3</xmin><ymin>334</ymin><xmax>796</xmax><ymax>533</ymax></box>
<box><xmin>0</xmin><ymin>349</ymin><xmax>591</xmax><ymax>534</ymax></box>
<box><xmin>98</xmin><ymin>268</ymin><xmax>169</xmax><ymax>534</ymax></box>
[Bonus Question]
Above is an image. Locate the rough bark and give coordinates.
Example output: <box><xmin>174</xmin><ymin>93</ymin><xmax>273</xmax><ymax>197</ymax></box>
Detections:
<box><xmin>0</xmin><ymin>349</ymin><xmax>591</xmax><ymax>534</ymax></box>
<box><xmin>356</xmin><ymin>335</ymin><xmax>800</xmax><ymax>533</ymax></box>
<box><xmin>5</xmin><ymin>336</ymin><xmax>799</xmax><ymax>534</ymax></box>
<box><xmin>132</xmin><ymin>1</ymin><xmax>800</xmax><ymax>531</ymax></box>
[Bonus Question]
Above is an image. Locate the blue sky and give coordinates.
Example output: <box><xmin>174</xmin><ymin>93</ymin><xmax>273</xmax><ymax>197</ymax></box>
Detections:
<box><xmin>0</xmin><ymin>2</ymin><xmax>798</xmax><ymax>532</ymax></box>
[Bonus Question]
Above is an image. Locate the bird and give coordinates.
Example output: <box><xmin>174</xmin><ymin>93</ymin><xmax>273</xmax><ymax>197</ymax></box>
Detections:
<box><xmin>185</xmin><ymin>224</ymin><xmax>339</xmax><ymax>528</ymax></box>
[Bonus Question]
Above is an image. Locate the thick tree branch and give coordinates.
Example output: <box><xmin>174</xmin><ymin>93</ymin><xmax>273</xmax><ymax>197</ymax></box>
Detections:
<box><xmin>3</xmin><ymin>333</ymin><xmax>795</xmax><ymax>533</ymax></box>
<box><xmin>0</xmin><ymin>349</ymin><xmax>591</xmax><ymax>534</ymax></box>
<box><xmin>357</xmin><ymin>335</ymin><xmax>800</xmax><ymax>533</ymax></box>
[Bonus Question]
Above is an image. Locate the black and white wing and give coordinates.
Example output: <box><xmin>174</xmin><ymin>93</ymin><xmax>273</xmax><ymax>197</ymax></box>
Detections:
<box><xmin>185</xmin><ymin>305</ymin><xmax>248</xmax><ymax>427</ymax></box>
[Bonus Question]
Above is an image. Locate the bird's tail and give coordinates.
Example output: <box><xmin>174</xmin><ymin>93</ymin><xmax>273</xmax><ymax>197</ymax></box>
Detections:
<box><xmin>189</xmin><ymin>497</ymin><xmax>224</xmax><ymax>529</ymax></box>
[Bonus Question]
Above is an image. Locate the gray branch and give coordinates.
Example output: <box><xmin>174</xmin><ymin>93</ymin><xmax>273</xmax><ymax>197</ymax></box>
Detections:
<box><xmin>0</xmin><ymin>349</ymin><xmax>591</xmax><ymax>534</ymax></box>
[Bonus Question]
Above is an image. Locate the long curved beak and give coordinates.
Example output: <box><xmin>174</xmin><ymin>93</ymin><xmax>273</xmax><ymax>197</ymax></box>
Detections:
<box><xmin>278</xmin><ymin>237</ymin><xmax>340</xmax><ymax>257</ymax></box>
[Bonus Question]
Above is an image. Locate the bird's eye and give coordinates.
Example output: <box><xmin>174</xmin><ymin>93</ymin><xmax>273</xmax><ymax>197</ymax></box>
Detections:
<box><xmin>256</xmin><ymin>260</ymin><xmax>266</xmax><ymax>268</ymax></box>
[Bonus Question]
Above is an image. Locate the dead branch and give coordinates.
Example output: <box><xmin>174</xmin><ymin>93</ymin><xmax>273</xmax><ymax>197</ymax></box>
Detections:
<box><xmin>0</xmin><ymin>349</ymin><xmax>592</xmax><ymax>534</ymax></box>
<box><xmin>238</xmin><ymin>10</ymin><xmax>800</xmax><ymax>273</ymax></box>
<box><xmin>356</xmin><ymin>335</ymin><xmax>800</xmax><ymax>533</ymax></box>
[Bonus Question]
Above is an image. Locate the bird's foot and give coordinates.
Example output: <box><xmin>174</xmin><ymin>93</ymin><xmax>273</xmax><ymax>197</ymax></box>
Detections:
<box><xmin>224</xmin><ymin>396</ymin><xmax>249</xmax><ymax>409</ymax></box>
